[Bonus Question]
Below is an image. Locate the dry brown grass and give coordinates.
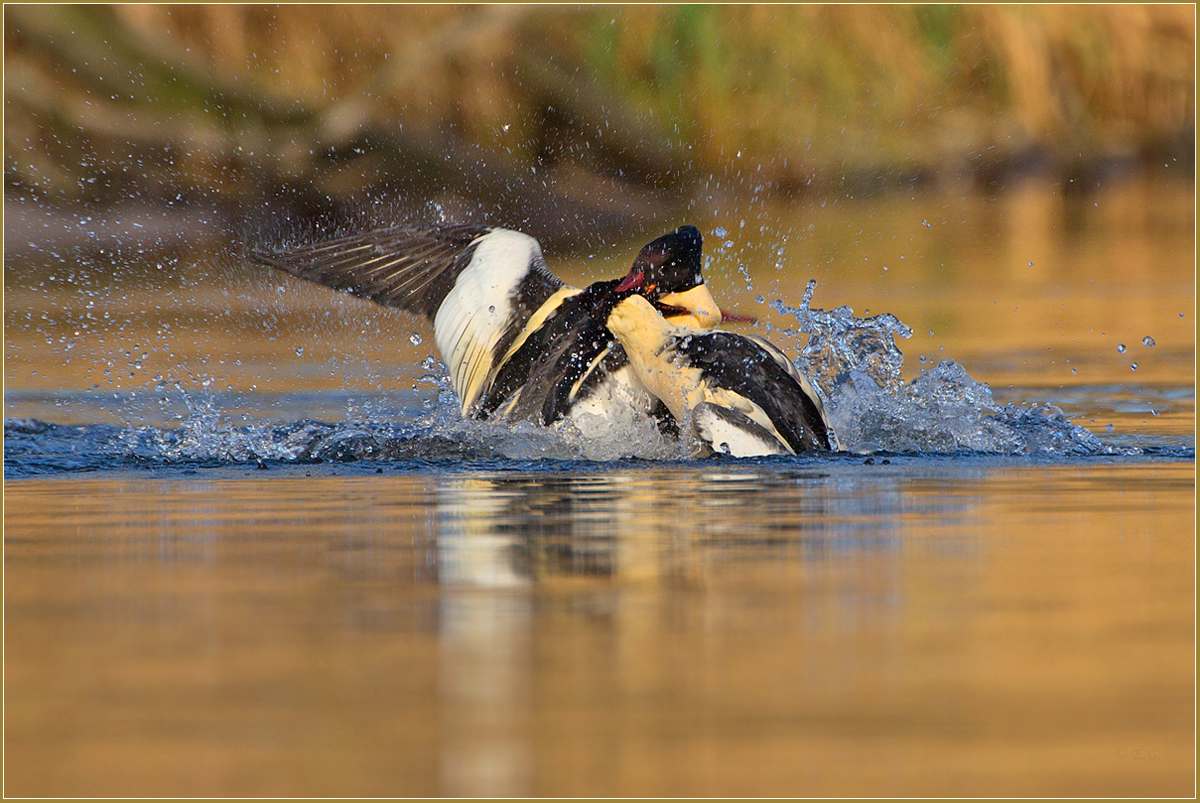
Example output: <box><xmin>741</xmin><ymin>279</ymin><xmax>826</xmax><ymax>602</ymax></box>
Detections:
<box><xmin>103</xmin><ymin>4</ymin><xmax>1196</xmax><ymax>157</ymax></box>
<box><xmin>5</xmin><ymin>5</ymin><xmax>1193</xmax><ymax>212</ymax></box>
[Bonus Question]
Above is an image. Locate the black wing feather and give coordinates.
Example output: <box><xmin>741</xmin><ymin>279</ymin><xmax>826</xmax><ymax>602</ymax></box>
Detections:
<box><xmin>248</xmin><ymin>224</ymin><xmax>561</xmax><ymax>319</ymax></box>
<box><xmin>480</xmin><ymin>280</ymin><xmax>627</xmax><ymax>424</ymax></box>
<box><xmin>675</xmin><ymin>332</ymin><xmax>832</xmax><ymax>452</ymax></box>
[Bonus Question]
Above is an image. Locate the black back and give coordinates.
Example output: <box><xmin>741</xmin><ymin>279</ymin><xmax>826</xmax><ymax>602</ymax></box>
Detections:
<box><xmin>480</xmin><ymin>280</ymin><xmax>635</xmax><ymax>425</ymax></box>
<box><xmin>673</xmin><ymin>332</ymin><xmax>831</xmax><ymax>452</ymax></box>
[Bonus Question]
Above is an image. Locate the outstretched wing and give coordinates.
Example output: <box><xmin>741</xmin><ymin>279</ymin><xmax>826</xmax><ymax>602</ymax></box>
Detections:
<box><xmin>249</xmin><ymin>224</ymin><xmax>568</xmax><ymax>412</ymax></box>
<box><xmin>248</xmin><ymin>224</ymin><xmax>561</xmax><ymax>318</ymax></box>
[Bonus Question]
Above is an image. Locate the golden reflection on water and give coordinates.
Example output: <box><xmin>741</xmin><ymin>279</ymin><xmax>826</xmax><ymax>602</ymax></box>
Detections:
<box><xmin>4</xmin><ymin>176</ymin><xmax>1194</xmax><ymax>405</ymax></box>
<box><xmin>4</xmin><ymin>462</ymin><xmax>1194</xmax><ymax>796</ymax></box>
<box><xmin>4</xmin><ymin>176</ymin><xmax>1195</xmax><ymax>796</ymax></box>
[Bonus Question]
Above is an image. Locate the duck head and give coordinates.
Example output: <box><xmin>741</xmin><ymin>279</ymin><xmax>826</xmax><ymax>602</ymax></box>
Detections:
<box><xmin>615</xmin><ymin>225</ymin><xmax>724</xmax><ymax>329</ymax></box>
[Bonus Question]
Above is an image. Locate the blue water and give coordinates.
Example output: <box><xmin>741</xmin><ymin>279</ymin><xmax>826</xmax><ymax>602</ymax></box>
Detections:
<box><xmin>5</xmin><ymin>382</ymin><xmax>1193</xmax><ymax>481</ymax></box>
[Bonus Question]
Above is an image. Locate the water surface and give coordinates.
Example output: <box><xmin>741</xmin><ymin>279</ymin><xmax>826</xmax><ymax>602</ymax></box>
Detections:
<box><xmin>4</xmin><ymin>175</ymin><xmax>1195</xmax><ymax>796</ymax></box>
<box><xmin>4</xmin><ymin>460</ymin><xmax>1194</xmax><ymax>796</ymax></box>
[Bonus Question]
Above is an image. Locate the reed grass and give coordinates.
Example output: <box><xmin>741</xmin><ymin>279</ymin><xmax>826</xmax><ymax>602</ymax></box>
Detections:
<box><xmin>5</xmin><ymin>5</ymin><xmax>1193</xmax><ymax>214</ymax></box>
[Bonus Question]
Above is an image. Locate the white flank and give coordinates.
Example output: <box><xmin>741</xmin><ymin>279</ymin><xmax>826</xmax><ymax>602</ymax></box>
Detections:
<box><xmin>693</xmin><ymin>404</ymin><xmax>790</xmax><ymax>457</ymax></box>
<box><xmin>434</xmin><ymin>229</ymin><xmax>544</xmax><ymax>412</ymax></box>
<box><xmin>702</xmin><ymin>386</ymin><xmax>790</xmax><ymax>451</ymax></box>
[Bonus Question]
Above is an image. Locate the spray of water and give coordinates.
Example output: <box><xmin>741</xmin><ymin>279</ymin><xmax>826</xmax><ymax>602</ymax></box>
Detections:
<box><xmin>7</xmin><ymin>276</ymin><xmax>1148</xmax><ymax>472</ymax></box>
<box><xmin>769</xmin><ymin>280</ymin><xmax>1135</xmax><ymax>455</ymax></box>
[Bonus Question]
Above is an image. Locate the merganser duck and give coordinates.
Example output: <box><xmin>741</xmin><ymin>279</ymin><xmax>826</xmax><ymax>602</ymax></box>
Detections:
<box><xmin>249</xmin><ymin>223</ymin><xmax>724</xmax><ymax>428</ymax></box>
<box><xmin>605</xmin><ymin>293</ymin><xmax>834</xmax><ymax>457</ymax></box>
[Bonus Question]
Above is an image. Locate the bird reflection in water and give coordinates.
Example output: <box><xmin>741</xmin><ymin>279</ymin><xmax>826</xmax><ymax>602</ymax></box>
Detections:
<box><xmin>433</xmin><ymin>468</ymin><xmax>908</xmax><ymax>588</ymax></box>
<box><xmin>428</xmin><ymin>466</ymin><xmax>936</xmax><ymax>796</ymax></box>
<box><xmin>430</xmin><ymin>468</ymin><xmax>859</xmax><ymax>795</ymax></box>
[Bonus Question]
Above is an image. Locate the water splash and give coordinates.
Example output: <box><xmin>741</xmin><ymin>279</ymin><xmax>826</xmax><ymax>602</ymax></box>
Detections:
<box><xmin>5</xmin><ymin>351</ymin><xmax>682</xmax><ymax>473</ymax></box>
<box><xmin>770</xmin><ymin>280</ymin><xmax>912</xmax><ymax>397</ymax></box>
<box><xmin>5</xmin><ymin>277</ymin><xmax>1170</xmax><ymax>471</ymax></box>
<box><xmin>769</xmin><ymin>280</ymin><xmax>1138</xmax><ymax>456</ymax></box>
<box><xmin>408</xmin><ymin>355</ymin><xmax>682</xmax><ymax>461</ymax></box>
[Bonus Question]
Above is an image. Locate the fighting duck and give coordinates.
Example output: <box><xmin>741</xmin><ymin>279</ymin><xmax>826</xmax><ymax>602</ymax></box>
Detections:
<box><xmin>605</xmin><ymin>293</ymin><xmax>834</xmax><ymax>457</ymax></box>
<box><xmin>249</xmin><ymin>223</ymin><xmax>724</xmax><ymax>429</ymax></box>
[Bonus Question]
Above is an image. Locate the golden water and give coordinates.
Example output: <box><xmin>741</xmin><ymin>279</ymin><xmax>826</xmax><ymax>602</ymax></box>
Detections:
<box><xmin>4</xmin><ymin>463</ymin><xmax>1194</xmax><ymax>796</ymax></box>
<box><xmin>5</xmin><ymin>176</ymin><xmax>1195</xmax><ymax>406</ymax></box>
<box><xmin>4</xmin><ymin>175</ymin><xmax>1196</xmax><ymax>796</ymax></box>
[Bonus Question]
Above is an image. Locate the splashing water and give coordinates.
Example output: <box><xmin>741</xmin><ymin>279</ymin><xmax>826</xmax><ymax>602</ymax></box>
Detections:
<box><xmin>770</xmin><ymin>279</ymin><xmax>912</xmax><ymax>397</ymax></box>
<box><xmin>5</xmin><ymin>279</ymin><xmax>1164</xmax><ymax>476</ymax></box>
<box><xmin>770</xmin><ymin>280</ymin><xmax>1136</xmax><ymax>456</ymax></box>
<box><xmin>5</xmin><ymin>352</ymin><xmax>683</xmax><ymax>474</ymax></box>
<box><xmin>409</xmin><ymin>356</ymin><xmax>680</xmax><ymax>461</ymax></box>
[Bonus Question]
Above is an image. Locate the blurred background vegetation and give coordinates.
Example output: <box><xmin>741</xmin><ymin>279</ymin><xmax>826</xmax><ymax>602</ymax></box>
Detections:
<box><xmin>4</xmin><ymin>4</ymin><xmax>1195</xmax><ymax>250</ymax></box>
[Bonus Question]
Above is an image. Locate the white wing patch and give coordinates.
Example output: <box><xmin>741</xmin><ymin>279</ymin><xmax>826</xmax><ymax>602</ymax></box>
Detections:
<box><xmin>433</xmin><ymin>229</ymin><xmax>544</xmax><ymax>413</ymax></box>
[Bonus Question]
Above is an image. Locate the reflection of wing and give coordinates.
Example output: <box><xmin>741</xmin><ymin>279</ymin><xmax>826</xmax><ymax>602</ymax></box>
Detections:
<box><xmin>250</xmin><ymin>225</ymin><xmax>567</xmax><ymax>413</ymax></box>
<box><xmin>438</xmin><ymin>477</ymin><xmax>529</xmax><ymax>589</ymax></box>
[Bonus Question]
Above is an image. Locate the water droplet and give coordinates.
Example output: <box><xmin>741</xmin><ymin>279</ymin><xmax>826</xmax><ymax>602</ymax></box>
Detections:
<box><xmin>922</xmin><ymin>220</ymin><xmax>931</xmax><ymax>228</ymax></box>
<box><xmin>410</xmin><ymin>333</ymin><xmax>422</xmax><ymax>345</ymax></box>
<box><xmin>1116</xmin><ymin>344</ymin><xmax>1126</xmax><ymax>353</ymax></box>
<box><xmin>928</xmin><ymin>330</ymin><xmax>934</xmax><ymax>336</ymax></box>
<box><xmin>714</xmin><ymin>226</ymin><xmax>727</xmax><ymax>237</ymax></box>
<box><xmin>724</xmin><ymin>240</ymin><xmax>734</xmax><ymax>248</ymax></box>
<box><xmin>1142</xmin><ymin>336</ymin><xmax>1155</xmax><ymax>347</ymax></box>
<box><xmin>1028</xmin><ymin>262</ymin><xmax>1033</xmax><ymax>267</ymax></box>
<box><xmin>295</xmin><ymin>347</ymin><xmax>304</xmax><ymax>357</ymax></box>
<box><xmin>488</xmin><ymin>305</ymin><xmax>496</xmax><ymax>313</ymax></box>
<box><xmin>1070</xmin><ymin>368</ymin><xmax>1077</xmax><ymax>374</ymax></box>
<box><xmin>754</xmin><ymin>295</ymin><xmax>764</xmax><ymax>304</ymax></box>
<box><xmin>1105</xmin><ymin>423</ymin><xmax>1115</xmax><ymax>432</ymax></box>
<box><xmin>1130</xmin><ymin>362</ymin><xmax>1138</xmax><ymax>371</ymax></box>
